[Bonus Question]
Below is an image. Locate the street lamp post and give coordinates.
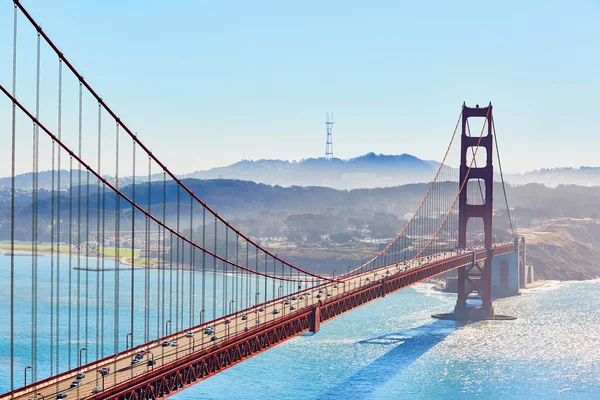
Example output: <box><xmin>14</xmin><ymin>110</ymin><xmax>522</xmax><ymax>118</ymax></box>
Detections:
<box><xmin>230</xmin><ymin>300</ymin><xmax>236</xmax><ymax>335</ymax></box>
<box><xmin>97</xmin><ymin>370</ymin><xmax>105</xmax><ymax>390</ymax></box>
<box><xmin>190</xmin><ymin>337</ymin><xmax>195</xmax><ymax>354</ymax></box>
<box><xmin>113</xmin><ymin>355</ymin><xmax>118</xmax><ymax>385</ymax></box>
<box><xmin>24</xmin><ymin>365</ymin><xmax>32</xmax><ymax>386</ymax></box>
<box><xmin>79</xmin><ymin>347</ymin><xmax>87</xmax><ymax>388</ymax></box>
<box><xmin>200</xmin><ymin>310</ymin><xmax>206</xmax><ymax>346</ymax></box>
<box><xmin>255</xmin><ymin>292</ymin><xmax>260</xmax><ymax>307</ymax></box>
<box><xmin>79</xmin><ymin>348</ymin><xmax>87</xmax><ymax>371</ymax></box>
<box><xmin>166</xmin><ymin>320</ymin><xmax>172</xmax><ymax>336</ymax></box>
<box><xmin>125</xmin><ymin>332</ymin><xmax>132</xmax><ymax>350</ymax></box>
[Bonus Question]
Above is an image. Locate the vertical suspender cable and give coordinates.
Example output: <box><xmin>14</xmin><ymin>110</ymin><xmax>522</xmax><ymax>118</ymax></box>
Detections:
<box><xmin>271</xmin><ymin>258</ymin><xmax>275</xmax><ymax>303</ymax></box>
<box><xmin>68</xmin><ymin>157</ymin><xmax>73</xmax><ymax>369</ymax></box>
<box><xmin>96</xmin><ymin>103</ymin><xmax>102</xmax><ymax>362</ymax></box>
<box><xmin>235</xmin><ymin>235</ymin><xmax>239</xmax><ymax>313</ymax></box>
<box><xmin>162</xmin><ymin>172</ymin><xmax>166</xmax><ymax>336</ymax></box>
<box><xmin>201</xmin><ymin>207</ymin><xmax>206</xmax><ymax>325</ymax></box>
<box><xmin>50</xmin><ymin>131</ymin><xmax>55</xmax><ymax>376</ymax></box>
<box><xmin>101</xmin><ymin>170</ymin><xmax>106</xmax><ymax>357</ymax></box>
<box><xmin>131</xmin><ymin>138</ymin><xmax>136</xmax><ymax>346</ymax></box>
<box><xmin>146</xmin><ymin>157</ymin><xmax>151</xmax><ymax>342</ymax></box>
<box><xmin>245</xmin><ymin>242</ymin><xmax>249</xmax><ymax>311</ymax></box>
<box><xmin>189</xmin><ymin>197</ymin><xmax>194</xmax><ymax>328</ymax></box>
<box><xmin>224</xmin><ymin>228</ymin><xmax>228</xmax><ymax>315</ymax></box>
<box><xmin>263</xmin><ymin>254</ymin><xmax>267</xmax><ymax>307</ymax></box>
<box><xmin>175</xmin><ymin>184</ymin><xmax>180</xmax><ymax>331</ymax></box>
<box><xmin>48</xmin><ymin>58</ymin><xmax>55</xmax><ymax>378</ymax></box>
<box><xmin>213</xmin><ymin>217</ymin><xmax>217</xmax><ymax>320</ymax></box>
<box><xmin>255</xmin><ymin>248</ymin><xmax>258</xmax><ymax>310</ymax></box>
<box><xmin>10</xmin><ymin>4</ymin><xmax>17</xmax><ymax>391</ymax></box>
<box><xmin>114</xmin><ymin>123</ymin><xmax>120</xmax><ymax>357</ymax></box>
<box><xmin>55</xmin><ymin>58</ymin><xmax>62</xmax><ymax>379</ymax></box>
<box><xmin>32</xmin><ymin>29</ymin><xmax>41</xmax><ymax>385</ymax></box>
<box><xmin>85</xmin><ymin>169</ymin><xmax>90</xmax><ymax>363</ymax></box>
<box><xmin>156</xmin><ymin>171</ymin><xmax>162</xmax><ymax>338</ymax></box>
<box><xmin>76</xmin><ymin>82</ymin><xmax>82</xmax><ymax>363</ymax></box>
<box><xmin>169</xmin><ymin>232</ymin><xmax>173</xmax><ymax>328</ymax></box>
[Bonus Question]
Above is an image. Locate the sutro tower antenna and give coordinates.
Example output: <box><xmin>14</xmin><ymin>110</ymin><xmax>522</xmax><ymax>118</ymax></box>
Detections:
<box><xmin>325</xmin><ymin>112</ymin><xmax>334</xmax><ymax>160</ymax></box>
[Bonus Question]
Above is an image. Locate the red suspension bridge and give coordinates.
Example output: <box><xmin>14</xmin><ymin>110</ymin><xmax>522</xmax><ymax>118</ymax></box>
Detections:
<box><xmin>0</xmin><ymin>1</ymin><xmax>525</xmax><ymax>399</ymax></box>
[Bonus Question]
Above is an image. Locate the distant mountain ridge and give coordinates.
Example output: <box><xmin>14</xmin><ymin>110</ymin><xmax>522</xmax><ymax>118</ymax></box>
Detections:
<box><xmin>182</xmin><ymin>152</ymin><xmax>437</xmax><ymax>189</ymax></box>
<box><xmin>504</xmin><ymin>167</ymin><xmax>600</xmax><ymax>187</ymax></box>
<box><xmin>2</xmin><ymin>154</ymin><xmax>600</xmax><ymax>191</ymax></box>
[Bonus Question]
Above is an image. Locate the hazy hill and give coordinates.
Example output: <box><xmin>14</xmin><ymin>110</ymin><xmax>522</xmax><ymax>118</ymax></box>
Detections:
<box><xmin>504</xmin><ymin>167</ymin><xmax>600</xmax><ymax>187</ymax></box>
<box><xmin>5</xmin><ymin>155</ymin><xmax>600</xmax><ymax>191</ymax></box>
<box><xmin>1</xmin><ymin>175</ymin><xmax>600</xmax><ymax>278</ymax></box>
<box><xmin>0</xmin><ymin>153</ymin><xmax>437</xmax><ymax>191</ymax></box>
<box><xmin>182</xmin><ymin>153</ymin><xmax>436</xmax><ymax>189</ymax></box>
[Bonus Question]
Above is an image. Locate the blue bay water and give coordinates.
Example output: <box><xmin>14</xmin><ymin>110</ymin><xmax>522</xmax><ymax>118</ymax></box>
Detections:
<box><xmin>172</xmin><ymin>280</ymin><xmax>600</xmax><ymax>400</ymax></box>
<box><xmin>1</xmin><ymin>254</ymin><xmax>599</xmax><ymax>399</ymax></box>
<box><xmin>0</xmin><ymin>254</ymin><xmax>289</xmax><ymax>390</ymax></box>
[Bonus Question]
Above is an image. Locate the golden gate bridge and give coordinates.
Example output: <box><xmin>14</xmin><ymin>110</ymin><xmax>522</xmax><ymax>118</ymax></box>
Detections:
<box><xmin>0</xmin><ymin>1</ymin><xmax>524</xmax><ymax>399</ymax></box>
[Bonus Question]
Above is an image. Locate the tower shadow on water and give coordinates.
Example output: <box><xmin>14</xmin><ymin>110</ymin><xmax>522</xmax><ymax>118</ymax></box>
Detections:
<box><xmin>316</xmin><ymin>320</ymin><xmax>460</xmax><ymax>400</ymax></box>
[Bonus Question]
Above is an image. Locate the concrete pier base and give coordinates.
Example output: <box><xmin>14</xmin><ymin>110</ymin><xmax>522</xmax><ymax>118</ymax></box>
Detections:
<box><xmin>432</xmin><ymin>305</ymin><xmax>516</xmax><ymax>321</ymax></box>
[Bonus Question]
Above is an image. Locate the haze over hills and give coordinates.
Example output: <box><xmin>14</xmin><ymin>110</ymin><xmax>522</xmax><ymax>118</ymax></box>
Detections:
<box><xmin>2</xmin><ymin>153</ymin><xmax>600</xmax><ymax>191</ymax></box>
<box><xmin>183</xmin><ymin>155</ymin><xmax>600</xmax><ymax>189</ymax></box>
<box><xmin>503</xmin><ymin>167</ymin><xmax>600</xmax><ymax>187</ymax></box>
<box><xmin>0</xmin><ymin>153</ymin><xmax>437</xmax><ymax>191</ymax></box>
<box><xmin>181</xmin><ymin>152</ymin><xmax>437</xmax><ymax>190</ymax></box>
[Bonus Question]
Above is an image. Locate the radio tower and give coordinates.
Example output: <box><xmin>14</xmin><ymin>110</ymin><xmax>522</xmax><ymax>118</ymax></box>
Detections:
<box><xmin>325</xmin><ymin>112</ymin><xmax>334</xmax><ymax>160</ymax></box>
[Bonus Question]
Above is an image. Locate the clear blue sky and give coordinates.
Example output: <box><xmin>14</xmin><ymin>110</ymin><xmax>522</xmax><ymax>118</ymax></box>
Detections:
<box><xmin>1</xmin><ymin>0</ymin><xmax>599</xmax><ymax>174</ymax></box>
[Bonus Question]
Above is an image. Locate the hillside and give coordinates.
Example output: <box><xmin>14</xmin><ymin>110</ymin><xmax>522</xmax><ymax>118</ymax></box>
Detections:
<box><xmin>505</xmin><ymin>167</ymin><xmax>600</xmax><ymax>187</ymax></box>
<box><xmin>1</xmin><ymin>178</ymin><xmax>600</xmax><ymax>279</ymax></box>
<box><xmin>182</xmin><ymin>152</ymin><xmax>436</xmax><ymax>189</ymax></box>
<box><xmin>521</xmin><ymin>218</ymin><xmax>600</xmax><ymax>280</ymax></box>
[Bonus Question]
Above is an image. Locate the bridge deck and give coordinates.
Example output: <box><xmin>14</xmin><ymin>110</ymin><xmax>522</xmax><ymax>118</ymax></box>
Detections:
<box><xmin>2</xmin><ymin>244</ymin><xmax>516</xmax><ymax>400</ymax></box>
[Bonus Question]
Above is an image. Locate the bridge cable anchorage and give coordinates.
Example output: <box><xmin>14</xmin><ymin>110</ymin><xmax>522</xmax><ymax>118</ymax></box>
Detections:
<box><xmin>492</xmin><ymin>118</ymin><xmax>516</xmax><ymax>239</ymax></box>
<box><xmin>11</xmin><ymin>0</ymin><xmax>336</xmax><ymax>284</ymax></box>
<box><xmin>415</xmin><ymin>107</ymin><xmax>490</xmax><ymax>259</ymax></box>
<box><xmin>343</xmin><ymin>107</ymin><xmax>463</xmax><ymax>277</ymax></box>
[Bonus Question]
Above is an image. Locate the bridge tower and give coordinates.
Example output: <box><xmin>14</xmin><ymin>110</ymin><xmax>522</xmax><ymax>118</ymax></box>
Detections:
<box><xmin>454</xmin><ymin>102</ymin><xmax>495</xmax><ymax>320</ymax></box>
<box><xmin>433</xmin><ymin>103</ymin><xmax>516</xmax><ymax>322</ymax></box>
